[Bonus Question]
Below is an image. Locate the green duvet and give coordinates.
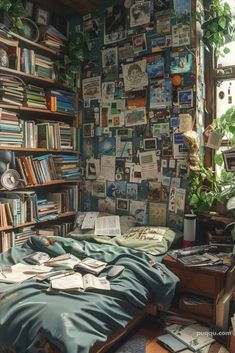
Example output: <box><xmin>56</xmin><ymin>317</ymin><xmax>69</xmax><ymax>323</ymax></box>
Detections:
<box><xmin>0</xmin><ymin>236</ymin><xmax>178</xmax><ymax>353</ymax></box>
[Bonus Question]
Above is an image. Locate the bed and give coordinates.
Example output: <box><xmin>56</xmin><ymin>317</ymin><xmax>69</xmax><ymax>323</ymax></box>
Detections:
<box><xmin>0</xmin><ymin>223</ymin><xmax>179</xmax><ymax>353</ymax></box>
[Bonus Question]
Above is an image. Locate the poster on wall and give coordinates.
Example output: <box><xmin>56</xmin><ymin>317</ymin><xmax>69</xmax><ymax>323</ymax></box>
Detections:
<box><xmin>122</xmin><ymin>59</ymin><xmax>148</xmax><ymax>92</ymax></box>
<box><xmin>82</xmin><ymin>76</ymin><xmax>101</xmax><ymax>101</ymax></box>
<box><xmin>104</xmin><ymin>4</ymin><xmax>127</xmax><ymax>45</ymax></box>
<box><xmin>84</xmin><ymin>18</ymin><xmax>100</xmax><ymax>42</ymax></box>
<box><xmin>170</xmin><ymin>52</ymin><xmax>192</xmax><ymax>74</ymax></box>
<box><xmin>150</xmin><ymin>78</ymin><xmax>172</xmax><ymax>109</ymax></box>
<box><xmin>130</xmin><ymin>1</ymin><xmax>151</xmax><ymax>28</ymax></box>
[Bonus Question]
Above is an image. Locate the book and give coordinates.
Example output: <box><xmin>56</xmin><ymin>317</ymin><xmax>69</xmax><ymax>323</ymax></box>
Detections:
<box><xmin>74</xmin><ymin>258</ymin><xmax>107</xmax><ymax>274</ymax></box>
<box><xmin>165</xmin><ymin>324</ymin><xmax>215</xmax><ymax>351</ymax></box>
<box><xmin>50</xmin><ymin>272</ymin><xmax>110</xmax><ymax>291</ymax></box>
<box><xmin>157</xmin><ymin>333</ymin><xmax>188</xmax><ymax>352</ymax></box>
<box><xmin>23</xmin><ymin>251</ymin><xmax>51</xmax><ymax>265</ymax></box>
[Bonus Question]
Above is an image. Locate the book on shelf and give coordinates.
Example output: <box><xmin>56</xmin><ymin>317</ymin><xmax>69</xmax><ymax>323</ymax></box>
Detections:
<box><xmin>37</xmin><ymin>223</ymin><xmax>73</xmax><ymax>237</ymax></box>
<box><xmin>50</xmin><ymin>272</ymin><xmax>110</xmax><ymax>292</ymax></box>
<box><xmin>0</xmin><ymin>75</ymin><xmax>24</xmax><ymax>106</ymax></box>
<box><xmin>20</xmin><ymin>49</ymin><xmax>56</xmax><ymax>80</ymax></box>
<box><xmin>24</xmin><ymin>85</ymin><xmax>47</xmax><ymax>109</ymax></box>
<box><xmin>39</xmin><ymin>25</ymin><xmax>67</xmax><ymax>52</ymax></box>
<box><xmin>46</xmin><ymin>90</ymin><xmax>75</xmax><ymax>113</ymax></box>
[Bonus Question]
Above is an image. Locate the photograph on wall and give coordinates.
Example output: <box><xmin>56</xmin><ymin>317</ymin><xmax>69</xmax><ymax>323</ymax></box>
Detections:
<box><xmin>173</xmin><ymin>0</ymin><xmax>191</xmax><ymax>23</ymax></box>
<box><xmin>149</xmin><ymin>202</ymin><xmax>167</xmax><ymax>226</ymax></box>
<box><xmin>143</xmin><ymin>138</ymin><xmax>157</xmax><ymax>150</ymax></box>
<box><xmin>222</xmin><ymin>148</ymin><xmax>235</xmax><ymax>171</ymax></box>
<box><xmin>116</xmin><ymin>136</ymin><xmax>133</xmax><ymax>158</ymax></box>
<box><xmin>152</xmin><ymin>122</ymin><xmax>170</xmax><ymax>137</ymax></box>
<box><xmin>125</xmin><ymin>107</ymin><xmax>147</xmax><ymax>127</ymax></box>
<box><xmin>126</xmin><ymin>183</ymin><xmax>138</xmax><ymax>200</ymax></box>
<box><xmin>130</xmin><ymin>1</ymin><xmax>151</xmax><ymax>28</ymax></box>
<box><xmin>132</xmin><ymin>33</ymin><xmax>147</xmax><ymax>55</ymax></box>
<box><xmin>151</xmin><ymin>35</ymin><xmax>172</xmax><ymax>52</ymax></box>
<box><xmin>92</xmin><ymin>180</ymin><xmax>106</xmax><ymax>198</ymax></box>
<box><xmin>146</xmin><ymin>55</ymin><xmax>164</xmax><ymax>79</ymax></box>
<box><xmin>83</xmin><ymin>123</ymin><xmax>94</xmax><ymax>138</ymax></box>
<box><xmin>107</xmin><ymin>181</ymin><xmax>126</xmax><ymax>198</ymax></box>
<box><xmin>130</xmin><ymin>200</ymin><xmax>147</xmax><ymax>225</ymax></box>
<box><xmin>118</xmin><ymin>42</ymin><xmax>134</xmax><ymax>61</ymax></box>
<box><xmin>172</xmin><ymin>24</ymin><xmax>190</xmax><ymax>47</ymax></box>
<box><xmin>116</xmin><ymin>198</ymin><xmax>130</xmax><ymax>213</ymax></box>
<box><xmin>86</xmin><ymin>158</ymin><xmax>100</xmax><ymax>180</ymax></box>
<box><xmin>84</xmin><ymin>18</ymin><xmax>100</xmax><ymax>42</ymax></box>
<box><xmin>102</xmin><ymin>47</ymin><xmax>118</xmax><ymax>81</ymax></box>
<box><xmin>98</xmin><ymin>136</ymin><xmax>116</xmax><ymax>156</ymax></box>
<box><xmin>82</xmin><ymin>76</ymin><xmax>101</xmax><ymax>101</ymax></box>
<box><xmin>127</xmin><ymin>89</ymin><xmax>147</xmax><ymax>108</ymax></box>
<box><xmin>150</xmin><ymin>78</ymin><xmax>172</xmax><ymax>109</ymax></box>
<box><xmin>178</xmin><ymin>88</ymin><xmax>193</xmax><ymax>108</ymax></box>
<box><xmin>156</xmin><ymin>13</ymin><xmax>171</xmax><ymax>35</ymax></box>
<box><xmin>170</xmin><ymin>52</ymin><xmax>192</xmax><ymax>74</ymax></box>
<box><xmin>147</xmin><ymin>181</ymin><xmax>162</xmax><ymax>201</ymax></box>
<box><xmin>104</xmin><ymin>4</ymin><xmax>127</xmax><ymax>45</ymax></box>
<box><xmin>98</xmin><ymin>197</ymin><xmax>116</xmax><ymax>213</ymax></box>
<box><xmin>82</xmin><ymin>138</ymin><xmax>94</xmax><ymax>159</ymax></box>
<box><xmin>102</xmin><ymin>82</ymin><xmax>115</xmax><ymax>102</ymax></box>
<box><xmin>122</xmin><ymin>59</ymin><xmax>148</xmax><ymax>92</ymax></box>
<box><xmin>108</xmin><ymin>112</ymin><xmax>125</xmax><ymax>128</ymax></box>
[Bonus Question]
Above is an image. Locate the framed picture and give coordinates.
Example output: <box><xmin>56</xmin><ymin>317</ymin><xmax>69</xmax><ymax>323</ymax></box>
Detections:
<box><xmin>35</xmin><ymin>8</ymin><xmax>50</xmax><ymax>26</ymax></box>
<box><xmin>24</xmin><ymin>1</ymin><xmax>34</xmax><ymax>17</ymax></box>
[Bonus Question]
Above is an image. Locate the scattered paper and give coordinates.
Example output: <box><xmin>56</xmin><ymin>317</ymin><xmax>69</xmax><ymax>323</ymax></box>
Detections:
<box><xmin>95</xmin><ymin>216</ymin><xmax>121</xmax><ymax>236</ymax></box>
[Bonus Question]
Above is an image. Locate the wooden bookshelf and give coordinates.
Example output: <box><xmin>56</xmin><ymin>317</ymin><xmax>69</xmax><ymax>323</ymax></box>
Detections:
<box><xmin>0</xmin><ymin>211</ymin><xmax>77</xmax><ymax>232</ymax></box>
<box><xmin>9</xmin><ymin>32</ymin><xmax>61</xmax><ymax>57</ymax></box>
<box><xmin>0</xmin><ymin>179</ymin><xmax>81</xmax><ymax>192</ymax></box>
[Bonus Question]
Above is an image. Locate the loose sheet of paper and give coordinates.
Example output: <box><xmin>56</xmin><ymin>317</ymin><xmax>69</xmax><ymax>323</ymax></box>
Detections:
<box><xmin>95</xmin><ymin>216</ymin><xmax>121</xmax><ymax>236</ymax></box>
<box><xmin>82</xmin><ymin>212</ymin><xmax>99</xmax><ymax>230</ymax></box>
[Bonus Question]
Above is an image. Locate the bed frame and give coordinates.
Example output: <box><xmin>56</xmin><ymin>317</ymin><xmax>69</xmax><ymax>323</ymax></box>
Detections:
<box><xmin>90</xmin><ymin>303</ymin><xmax>158</xmax><ymax>353</ymax></box>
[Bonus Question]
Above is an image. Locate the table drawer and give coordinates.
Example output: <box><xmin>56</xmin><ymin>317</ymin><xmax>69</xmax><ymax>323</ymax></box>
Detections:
<box><xmin>172</xmin><ymin>268</ymin><xmax>216</xmax><ymax>296</ymax></box>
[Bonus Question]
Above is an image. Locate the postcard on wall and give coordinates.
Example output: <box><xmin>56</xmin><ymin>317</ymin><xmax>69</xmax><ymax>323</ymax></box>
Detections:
<box><xmin>122</xmin><ymin>59</ymin><xmax>148</xmax><ymax>92</ymax></box>
<box><xmin>130</xmin><ymin>1</ymin><xmax>151</xmax><ymax>28</ymax></box>
<box><xmin>148</xmin><ymin>181</ymin><xmax>162</xmax><ymax>201</ymax></box>
<box><xmin>177</xmin><ymin>88</ymin><xmax>193</xmax><ymax>108</ymax></box>
<box><xmin>98</xmin><ymin>197</ymin><xmax>116</xmax><ymax>214</ymax></box>
<box><xmin>119</xmin><ymin>42</ymin><xmax>134</xmax><ymax>61</ymax></box>
<box><xmin>161</xmin><ymin>184</ymin><xmax>170</xmax><ymax>201</ymax></box>
<box><xmin>86</xmin><ymin>158</ymin><xmax>100</xmax><ymax>180</ymax></box>
<box><xmin>161</xmin><ymin>137</ymin><xmax>173</xmax><ymax>157</ymax></box>
<box><xmin>146</xmin><ymin>55</ymin><xmax>164</xmax><ymax>79</ymax></box>
<box><xmin>126</xmin><ymin>183</ymin><xmax>138</xmax><ymax>200</ymax></box>
<box><xmin>156</xmin><ymin>13</ymin><xmax>171</xmax><ymax>35</ymax></box>
<box><xmin>116</xmin><ymin>136</ymin><xmax>133</xmax><ymax>159</ymax></box>
<box><xmin>170</xmin><ymin>52</ymin><xmax>192</xmax><ymax>74</ymax></box>
<box><xmin>179</xmin><ymin>113</ymin><xmax>193</xmax><ymax>132</ymax></box>
<box><xmin>83</xmin><ymin>123</ymin><xmax>94</xmax><ymax>138</ymax></box>
<box><xmin>99</xmin><ymin>155</ymin><xmax>116</xmax><ymax>182</ymax></box>
<box><xmin>173</xmin><ymin>132</ymin><xmax>188</xmax><ymax>159</ymax></box>
<box><xmin>130</xmin><ymin>200</ymin><xmax>147</xmax><ymax>225</ymax></box>
<box><xmin>149</xmin><ymin>202</ymin><xmax>167</xmax><ymax>226</ymax></box>
<box><xmin>102</xmin><ymin>47</ymin><xmax>118</xmax><ymax>68</ymax></box>
<box><xmin>92</xmin><ymin>180</ymin><xmax>106</xmax><ymax>198</ymax></box>
<box><xmin>84</xmin><ymin>18</ymin><xmax>100</xmax><ymax>42</ymax></box>
<box><xmin>104</xmin><ymin>5</ymin><xmax>127</xmax><ymax>45</ymax></box>
<box><xmin>150</xmin><ymin>79</ymin><xmax>172</xmax><ymax>109</ymax></box>
<box><xmin>152</xmin><ymin>123</ymin><xmax>170</xmax><ymax>137</ymax></box>
<box><xmin>132</xmin><ymin>33</ymin><xmax>147</xmax><ymax>55</ymax></box>
<box><xmin>125</xmin><ymin>107</ymin><xmax>147</xmax><ymax>127</ymax></box>
<box><xmin>143</xmin><ymin>138</ymin><xmax>157</xmax><ymax>150</ymax></box>
<box><xmin>151</xmin><ymin>35</ymin><xmax>172</xmax><ymax>52</ymax></box>
<box><xmin>116</xmin><ymin>198</ymin><xmax>130</xmax><ymax>213</ymax></box>
<box><xmin>107</xmin><ymin>181</ymin><xmax>126</xmax><ymax>199</ymax></box>
<box><xmin>82</xmin><ymin>138</ymin><xmax>94</xmax><ymax>159</ymax></box>
<box><xmin>130</xmin><ymin>164</ymin><xmax>142</xmax><ymax>184</ymax></box>
<box><xmin>172</xmin><ymin>24</ymin><xmax>190</xmax><ymax>47</ymax></box>
<box><xmin>173</xmin><ymin>0</ymin><xmax>191</xmax><ymax>22</ymax></box>
<box><xmin>127</xmin><ymin>89</ymin><xmax>147</xmax><ymax>108</ymax></box>
<box><xmin>82</xmin><ymin>76</ymin><xmax>101</xmax><ymax>101</ymax></box>
<box><xmin>139</xmin><ymin>151</ymin><xmax>158</xmax><ymax>180</ymax></box>
<box><xmin>175</xmin><ymin>188</ymin><xmax>186</xmax><ymax>216</ymax></box>
<box><xmin>102</xmin><ymin>82</ymin><xmax>115</xmax><ymax>102</ymax></box>
<box><xmin>108</xmin><ymin>112</ymin><xmax>125</xmax><ymax>128</ymax></box>
<box><xmin>83</xmin><ymin>57</ymin><xmax>100</xmax><ymax>79</ymax></box>
<box><xmin>98</xmin><ymin>136</ymin><xmax>116</xmax><ymax>156</ymax></box>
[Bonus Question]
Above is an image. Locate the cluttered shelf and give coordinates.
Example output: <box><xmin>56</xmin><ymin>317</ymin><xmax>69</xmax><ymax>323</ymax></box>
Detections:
<box><xmin>0</xmin><ymin>104</ymin><xmax>76</xmax><ymax>119</ymax></box>
<box><xmin>0</xmin><ymin>147</ymin><xmax>79</xmax><ymax>154</ymax></box>
<box><xmin>0</xmin><ymin>211</ymin><xmax>76</xmax><ymax>232</ymax></box>
<box><xmin>0</xmin><ymin>179</ymin><xmax>81</xmax><ymax>192</ymax></box>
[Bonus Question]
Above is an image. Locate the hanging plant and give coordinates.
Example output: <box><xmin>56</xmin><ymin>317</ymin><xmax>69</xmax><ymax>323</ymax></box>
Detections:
<box><xmin>0</xmin><ymin>0</ymin><xmax>25</xmax><ymax>31</ymax></box>
<box><xmin>55</xmin><ymin>32</ymin><xmax>89</xmax><ymax>91</ymax></box>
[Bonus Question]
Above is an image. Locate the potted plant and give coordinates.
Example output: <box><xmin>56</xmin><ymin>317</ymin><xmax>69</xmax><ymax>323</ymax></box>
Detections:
<box><xmin>0</xmin><ymin>0</ymin><xmax>25</xmax><ymax>31</ymax></box>
<box><xmin>55</xmin><ymin>33</ymin><xmax>88</xmax><ymax>91</ymax></box>
<box><xmin>196</xmin><ymin>0</ymin><xmax>235</xmax><ymax>56</ymax></box>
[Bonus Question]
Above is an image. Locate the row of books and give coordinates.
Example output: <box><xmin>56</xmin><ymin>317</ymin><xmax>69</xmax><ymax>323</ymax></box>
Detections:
<box><xmin>0</xmin><ymin>186</ymin><xmax>80</xmax><ymax>227</ymax></box>
<box><xmin>0</xmin><ymin>110</ymin><xmax>80</xmax><ymax>150</ymax></box>
<box><xmin>16</xmin><ymin>154</ymin><xmax>81</xmax><ymax>185</ymax></box>
<box><xmin>0</xmin><ymin>222</ymin><xmax>73</xmax><ymax>252</ymax></box>
<box><xmin>39</xmin><ymin>25</ymin><xmax>67</xmax><ymax>52</ymax></box>
<box><xmin>20</xmin><ymin>49</ymin><xmax>56</xmax><ymax>80</ymax></box>
<box><xmin>0</xmin><ymin>76</ymin><xmax>76</xmax><ymax>113</ymax></box>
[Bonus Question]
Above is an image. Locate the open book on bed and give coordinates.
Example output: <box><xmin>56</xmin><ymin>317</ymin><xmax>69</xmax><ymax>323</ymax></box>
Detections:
<box><xmin>50</xmin><ymin>272</ymin><xmax>111</xmax><ymax>291</ymax></box>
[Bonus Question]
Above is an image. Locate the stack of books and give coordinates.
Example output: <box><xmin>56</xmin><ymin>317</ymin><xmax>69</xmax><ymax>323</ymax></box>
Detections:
<box><xmin>39</xmin><ymin>25</ymin><xmax>67</xmax><ymax>52</ymax></box>
<box><xmin>14</xmin><ymin>226</ymin><xmax>37</xmax><ymax>247</ymax></box>
<box><xmin>37</xmin><ymin>223</ymin><xmax>73</xmax><ymax>237</ymax></box>
<box><xmin>46</xmin><ymin>90</ymin><xmax>75</xmax><ymax>113</ymax></box>
<box><xmin>0</xmin><ymin>109</ymin><xmax>23</xmax><ymax>147</ymax></box>
<box><xmin>36</xmin><ymin>198</ymin><xmax>59</xmax><ymax>221</ymax></box>
<box><xmin>24</xmin><ymin>85</ymin><xmax>47</xmax><ymax>109</ymax></box>
<box><xmin>53</xmin><ymin>155</ymin><xmax>80</xmax><ymax>179</ymax></box>
<box><xmin>0</xmin><ymin>75</ymin><xmax>24</xmax><ymax>106</ymax></box>
<box><xmin>59</xmin><ymin>123</ymin><xmax>76</xmax><ymax>150</ymax></box>
<box><xmin>35</xmin><ymin>54</ymin><xmax>55</xmax><ymax>80</ymax></box>
<box><xmin>48</xmin><ymin>185</ymin><xmax>80</xmax><ymax>213</ymax></box>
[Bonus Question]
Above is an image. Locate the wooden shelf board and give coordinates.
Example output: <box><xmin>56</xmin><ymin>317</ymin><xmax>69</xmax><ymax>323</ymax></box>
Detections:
<box><xmin>0</xmin><ymin>104</ymin><xmax>76</xmax><ymax>118</ymax></box>
<box><xmin>0</xmin><ymin>211</ymin><xmax>76</xmax><ymax>232</ymax></box>
<box><xmin>9</xmin><ymin>32</ymin><xmax>61</xmax><ymax>57</ymax></box>
<box><xmin>0</xmin><ymin>67</ymin><xmax>69</xmax><ymax>89</ymax></box>
<box><xmin>0</xmin><ymin>146</ymin><xmax>79</xmax><ymax>154</ymax></box>
<box><xmin>0</xmin><ymin>179</ymin><xmax>81</xmax><ymax>192</ymax></box>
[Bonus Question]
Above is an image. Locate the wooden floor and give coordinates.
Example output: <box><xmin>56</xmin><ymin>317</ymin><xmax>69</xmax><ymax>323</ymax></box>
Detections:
<box><xmin>107</xmin><ymin>315</ymin><xmax>169</xmax><ymax>353</ymax></box>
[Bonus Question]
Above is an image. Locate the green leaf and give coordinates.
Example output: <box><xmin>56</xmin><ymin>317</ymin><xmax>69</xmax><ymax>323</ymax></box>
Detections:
<box><xmin>218</xmin><ymin>16</ymin><xmax>226</xmax><ymax>29</ymax></box>
<box><xmin>223</xmin><ymin>46</ymin><xmax>230</xmax><ymax>54</ymax></box>
<box><xmin>214</xmin><ymin>153</ymin><xmax>224</xmax><ymax>166</ymax></box>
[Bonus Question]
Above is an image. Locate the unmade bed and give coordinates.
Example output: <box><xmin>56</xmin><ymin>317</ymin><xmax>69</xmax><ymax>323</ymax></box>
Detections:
<box><xmin>0</xmin><ymin>228</ymin><xmax>178</xmax><ymax>353</ymax></box>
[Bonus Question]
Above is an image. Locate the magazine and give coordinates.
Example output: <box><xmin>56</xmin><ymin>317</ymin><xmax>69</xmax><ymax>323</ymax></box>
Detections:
<box><xmin>23</xmin><ymin>252</ymin><xmax>51</xmax><ymax>265</ymax></box>
<box><xmin>50</xmin><ymin>273</ymin><xmax>110</xmax><ymax>291</ymax></box>
<box><xmin>166</xmin><ymin>324</ymin><xmax>215</xmax><ymax>351</ymax></box>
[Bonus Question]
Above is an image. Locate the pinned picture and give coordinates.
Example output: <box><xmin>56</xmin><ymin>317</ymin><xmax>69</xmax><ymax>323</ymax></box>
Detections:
<box><xmin>83</xmin><ymin>123</ymin><xmax>94</xmax><ymax>138</ymax></box>
<box><xmin>98</xmin><ymin>197</ymin><xmax>116</xmax><ymax>214</ymax></box>
<box><xmin>107</xmin><ymin>181</ymin><xmax>126</xmax><ymax>198</ymax></box>
<box><xmin>130</xmin><ymin>200</ymin><xmax>147</xmax><ymax>225</ymax></box>
<box><xmin>170</xmin><ymin>52</ymin><xmax>192</xmax><ymax>74</ymax></box>
<box><xmin>102</xmin><ymin>47</ymin><xmax>118</xmax><ymax>68</ymax></box>
<box><xmin>117</xmin><ymin>198</ymin><xmax>130</xmax><ymax>212</ymax></box>
<box><xmin>104</xmin><ymin>5</ymin><xmax>127</xmax><ymax>45</ymax></box>
<box><xmin>122</xmin><ymin>59</ymin><xmax>148</xmax><ymax>92</ymax></box>
<box><xmin>223</xmin><ymin>148</ymin><xmax>235</xmax><ymax>171</ymax></box>
<box><xmin>130</xmin><ymin>1</ymin><xmax>151</xmax><ymax>28</ymax></box>
<box><xmin>119</xmin><ymin>42</ymin><xmax>134</xmax><ymax>61</ymax></box>
<box><xmin>84</xmin><ymin>18</ymin><xmax>100</xmax><ymax>41</ymax></box>
<box><xmin>126</xmin><ymin>183</ymin><xmax>138</xmax><ymax>200</ymax></box>
<box><xmin>146</xmin><ymin>55</ymin><xmax>164</xmax><ymax>78</ymax></box>
<box><xmin>125</xmin><ymin>108</ymin><xmax>147</xmax><ymax>127</ymax></box>
<box><xmin>155</xmin><ymin>0</ymin><xmax>171</xmax><ymax>11</ymax></box>
<box><xmin>150</xmin><ymin>78</ymin><xmax>172</xmax><ymax>109</ymax></box>
<box><xmin>172</xmin><ymin>24</ymin><xmax>190</xmax><ymax>47</ymax></box>
<box><xmin>178</xmin><ymin>88</ymin><xmax>193</xmax><ymax>108</ymax></box>
<box><xmin>92</xmin><ymin>180</ymin><xmax>106</xmax><ymax>198</ymax></box>
<box><xmin>156</xmin><ymin>14</ymin><xmax>171</xmax><ymax>35</ymax></box>
<box><xmin>151</xmin><ymin>35</ymin><xmax>172</xmax><ymax>52</ymax></box>
<box><xmin>132</xmin><ymin>33</ymin><xmax>147</xmax><ymax>54</ymax></box>
<box><xmin>35</xmin><ymin>7</ymin><xmax>50</xmax><ymax>25</ymax></box>
<box><xmin>143</xmin><ymin>138</ymin><xmax>157</xmax><ymax>150</ymax></box>
<box><xmin>82</xmin><ymin>76</ymin><xmax>101</xmax><ymax>101</ymax></box>
<box><xmin>102</xmin><ymin>82</ymin><xmax>115</xmax><ymax>102</ymax></box>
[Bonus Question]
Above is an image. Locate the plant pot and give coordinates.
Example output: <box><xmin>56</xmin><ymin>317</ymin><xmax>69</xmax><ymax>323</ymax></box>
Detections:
<box><xmin>0</xmin><ymin>10</ymin><xmax>11</xmax><ymax>29</ymax></box>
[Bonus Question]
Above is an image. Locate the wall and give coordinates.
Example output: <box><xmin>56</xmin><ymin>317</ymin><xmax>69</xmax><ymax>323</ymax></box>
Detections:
<box><xmin>70</xmin><ymin>0</ymin><xmax>204</xmax><ymax>231</ymax></box>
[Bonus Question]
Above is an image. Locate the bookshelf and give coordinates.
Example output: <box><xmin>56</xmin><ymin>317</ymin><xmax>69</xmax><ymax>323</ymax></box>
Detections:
<box><xmin>0</xmin><ymin>34</ymin><xmax>81</xmax><ymax>252</ymax></box>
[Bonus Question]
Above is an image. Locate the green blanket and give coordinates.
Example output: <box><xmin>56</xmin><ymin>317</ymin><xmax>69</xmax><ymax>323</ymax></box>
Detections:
<box><xmin>0</xmin><ymin>236</ymin><xmax>178</xmax><ymax>353</ymax></box>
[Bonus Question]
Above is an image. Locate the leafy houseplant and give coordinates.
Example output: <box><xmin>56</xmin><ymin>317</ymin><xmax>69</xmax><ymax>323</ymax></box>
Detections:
<box><xmin>55</xmin><ymin>33</ymin><xmax>87</xmax><ymax>91</ymax></box>
<box><xmin>196</xmin><ymin>0</ymin><xmax>235</xmax><ymax>56</ymax></box>
<box><xmin>0</xmin><ymin>0</ymin><xmax>25</xmax><ymax>31</ymax></box>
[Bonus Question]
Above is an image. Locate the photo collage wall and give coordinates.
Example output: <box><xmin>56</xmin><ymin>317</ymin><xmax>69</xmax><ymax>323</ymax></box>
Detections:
<box><xmin>74</xmin><ymin>0</ymin><xmax>197</xmax><ymax>231</ymax></box>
